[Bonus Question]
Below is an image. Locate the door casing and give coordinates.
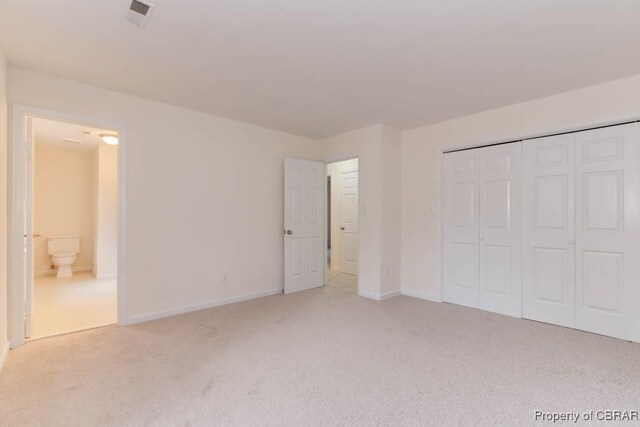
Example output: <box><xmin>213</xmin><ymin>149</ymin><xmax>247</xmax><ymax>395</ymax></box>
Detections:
<box><xmin>9</xmin><ymin>104</ymin><xmax>128</xmax><ymax>348</ymax></box>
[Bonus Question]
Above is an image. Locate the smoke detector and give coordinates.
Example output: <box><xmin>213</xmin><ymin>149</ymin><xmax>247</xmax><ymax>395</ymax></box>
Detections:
<box><xmin>128</xmin><ymin>0</ymin><xmax>155</xmax><ymax>27</ymax></box>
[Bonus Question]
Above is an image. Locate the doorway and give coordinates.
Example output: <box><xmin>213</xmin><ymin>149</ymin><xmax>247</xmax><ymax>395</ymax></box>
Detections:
<box><xmin>326</xmin><ymin>158</ymin><xmax>359</xmax><ymax>292</ymax></box>
<box><xmin>31</xmin><ymin>117</ymin><xmax>118</xmax><ymax>338</ymax></box>
<box><xmin>282</xmin><ymin>157</ymin><xmax>359</xmax><ymax>295</ymax></box>
<box><xmin>10</xmin><ymin>106</ymin><xmax>126</xmax><ymax>346</ymax></box>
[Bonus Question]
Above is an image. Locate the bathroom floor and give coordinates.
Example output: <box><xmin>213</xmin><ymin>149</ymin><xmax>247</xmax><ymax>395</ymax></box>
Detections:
<box><xmin>32</xmin><ymin>271</ymin><xmax>117</xmax><ymax>339</ymax></box>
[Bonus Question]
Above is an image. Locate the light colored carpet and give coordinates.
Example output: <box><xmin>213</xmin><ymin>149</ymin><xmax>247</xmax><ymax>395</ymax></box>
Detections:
<box><xmin>32</xmin><ymin>271</ymin><xmax>117</xmax><ymax>338</ymax></box>
<box><xmin>1</xmin><ymin>273</ymin><xmax>639</xmax><ymax>426</ymax></box>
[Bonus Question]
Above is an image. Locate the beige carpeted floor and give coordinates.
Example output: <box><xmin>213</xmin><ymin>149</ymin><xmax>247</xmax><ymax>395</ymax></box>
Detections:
<box><xmin>32</xmin><ymin>271</ymin><xmax>117</xmax><ymax>338</ymax></box>
<box><xmin>1</xmin><ymin>271</ymin><xmax>640</xmax><ymax>426</ymax></box>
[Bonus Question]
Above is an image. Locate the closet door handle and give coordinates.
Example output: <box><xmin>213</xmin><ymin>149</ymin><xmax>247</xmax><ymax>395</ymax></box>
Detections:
<box><xmin>479</xmin><ymin>236</ymin><xmax>484</xmax><ymax>241</ymax></box>
<box><xmin>568</xmin><ymin>240</ymin><xmax>574</xmax><ymax>245</ymax></box>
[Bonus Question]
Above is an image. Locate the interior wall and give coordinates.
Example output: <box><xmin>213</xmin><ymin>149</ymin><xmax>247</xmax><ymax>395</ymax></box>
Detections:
<box><xmin>401</xmin><ymin>73</ymin><xmax>640</xmax><ymax>300</ymax></box>
<box><xmin>33</xmin><ymin>145</ymin><xmax>95</xmax><ymax>274</ymax></box>
<box><xmin>321</xmin><ymin>126</ymin><xmax>382</xmax><ymax>297</ymax></box>
<box><xmin>0</xmin><ymin>44</ymin><xmax>9</xmax><ymax>368</ymax></box>
<box><xmin>8</xmin><ymin>67</ymin><xmax>322</xmax><ymax>325</ymax></box>
<box><xmin>379</xmin><ymin>125</ymin><xmax>402</xmax><ymax>295</ymax></box>
<box><xmin>327</xmin><ymin>158</ymin><xmax>358</xmax><ymax>272</ymax></box>
<box><xmin>320</xmin><ymin>124</ymin><xmax>401</xmax><ymax>298</ymax></box>
<box><xmin>94</xmin><ymin>143</ymin><xmax>117</xmax><ymax>279</ymax></box>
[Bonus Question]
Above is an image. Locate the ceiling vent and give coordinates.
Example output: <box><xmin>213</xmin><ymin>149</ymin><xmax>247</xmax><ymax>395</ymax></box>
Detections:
<box><xmin>62</xmin><ymin>138</ymin><xmax>81</xmax><ymax>144</ymax></box>
<box><xmin>128</xmin><ymin>0</ymin><xmax>155</xmax><ymax>27</ymax></box>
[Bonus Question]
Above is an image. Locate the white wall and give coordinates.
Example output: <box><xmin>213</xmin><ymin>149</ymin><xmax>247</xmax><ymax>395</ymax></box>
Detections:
<box><xmin>33</xmin><ymin>145</ymin><xmax>95</xmax><ymax>274</ymax></box>
<box><xmin>320</xmin><ymin>124</ymin><xmax>401</xmax><ymax>299</ymax></box>
<box><xmin>327</xmin><ymin>158</ymin><xmax>358</xmax><ymax>272</ymax></box>
<box><xmin>0</xmin><ymin>45</ymin><xmax>9</xmax><ymax>370</ymax></box>
<box><xmin>94</xmin><ymin>143</ymin><xmax>117</xmax><ymax>279</ymax></box>
<box><xmin>8</xmin><ymin>67</ymin><xmax>322</xmax><ymax>326</ymax></box>
<box><xmin>380</xmin><ymin>125</ymin><xmax>402</xmax><ymax>295</ymax></box>
<box><xmin>401</xmin><ymin>73</ymin><xmax>640</xmax><ymax>300</ymax></box>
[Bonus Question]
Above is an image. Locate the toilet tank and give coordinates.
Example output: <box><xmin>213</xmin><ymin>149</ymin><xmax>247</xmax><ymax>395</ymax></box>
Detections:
<box><xmin>47</xmin><ymin>236</ymin><xmax>80</xmax><ymax>255</ymax></box>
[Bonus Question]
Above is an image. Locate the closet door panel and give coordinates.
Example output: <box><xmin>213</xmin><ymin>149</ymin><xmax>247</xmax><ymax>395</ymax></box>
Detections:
<box><xmin>522</xmin><ymin>135</ymin><xmax>576</xmax><ymax>328</ymax></box>
<box><xmin>443</xmin><ymin>150</ymin><xmax>479</xmax><ymax>308</ymax></box>
<box><xmin>478</xmin><ymin>143</ymin><xmax>522</xmax><ymax>317</ymax></box>
<box><xmin>575</xmin><ymin>123</ymin><xmax>640</xmax><ymax>342</ymax></box>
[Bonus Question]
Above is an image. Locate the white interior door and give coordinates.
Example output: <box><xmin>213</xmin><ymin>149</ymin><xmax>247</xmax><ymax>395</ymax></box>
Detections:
<box><xmin>284</xmin><ymin>158</ymin><xmax>325</xmax><ymax>294</ymax></box>
<box><xmin>522</xmin><ymin>134</ymin><xmax>576</xmax><ymax>328</ymax></box>
<box><xmin>339</xmin><ymin>170</ymin><xmax>358</xmax><ymax>275</ymax></box>
<box><xmin>477</xmin><ymin>143</ymin><xmax>522</xmax><ymax>317</ymax></box>
<box><xmin>24</xmin><ymin>117</ymin><xmax>34</xmax><ymax>338</ymax></box>
<box><xmin>443</xmin><ymin>150</ymin><xmax>479</xmax><ymax>308</ymax></box>
<box><xmin>574</xmin><ymin>123</ymin><xmax>640</xmax><ymax>341</ymax></box>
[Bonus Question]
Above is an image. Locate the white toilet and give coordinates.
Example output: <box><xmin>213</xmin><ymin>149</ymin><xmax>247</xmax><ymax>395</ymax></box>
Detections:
<box><xmin>47</xmin><ymin>236</ymin><xmax>80</xmax><ymax>278</ymax></box>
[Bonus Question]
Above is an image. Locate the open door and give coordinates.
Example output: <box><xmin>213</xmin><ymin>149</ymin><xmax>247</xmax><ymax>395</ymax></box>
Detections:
<box><xmin>339</xmin><ymin>170</ymin><xmax>358</xmax><ymax>275</ymax></box>
<box><xmin>284</xmin><ymin>158</ymin><xmax>325</xmax><ymax>293</ymax></box>
<box><xmin>24</xmin><ymin>116</ymin><xmax>35</xmax><ymax>338</ymax></box>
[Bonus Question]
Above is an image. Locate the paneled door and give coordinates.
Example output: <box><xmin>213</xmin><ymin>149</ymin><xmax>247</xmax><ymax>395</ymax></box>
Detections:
<box><xmin>443</xmin><ymin>150</ymin><xmax>479</xmax><ymax>308</ymax></box>
<box><xmin>284</xmin><ymin>158</ymin><xmax>325</xmax><ymax>294</ymax></box>
<box><xmin>477</xmin><ymin>142</ymin><xmax>522</xmax><ymax>317</ymax></box>
<box><xmin>522</xmin><ymin>134</ymin><xmax>576</xmax><ymax>328</ymax></box>
<box><xmin>574</xmin><ymin>123</ymin><xmax>640</xmax><ymax>341</ymax></box>
<box><xmin>339</xmin><ymin>170</ymin><xmax>358</xmax><ymax>275</ymax></box>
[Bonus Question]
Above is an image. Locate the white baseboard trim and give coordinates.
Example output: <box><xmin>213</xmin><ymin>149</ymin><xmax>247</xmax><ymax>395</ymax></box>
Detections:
<box><xmin>95</xmin><ymin>273</ymin><xmax>117</xmax><ymax>280</ymax></box>
<box><xmin>358</xmin><ymin>290</ymin><xmax>380</xmax><ymax>300</ymax></box>
<box><xmin>35</xmin><ymin>266</ymin><xmax>93</xmax><ymax>276</ymax></box>
<box><xmin>0</xmin><ymin>340</ymin><xmax>9</xmax><ymax>376</ymax></box>
<box><xmin>124</xmin><ymin>288</ymin><xmax>283</xmax><ymax>325</ymax></box>
<box><xmin>380</xmin><ymin>289</ymin><xmax>401</xmax><ymax>300</ymax></box>
<box><xmin>401</xmin><ymin>289</ymin><xmax>442</xmax><ymax>302</ymax></box>
<box><xmin>358</xmin><ymin>289</ymin><xmax>401</xmax><ymax>301</ymax></box>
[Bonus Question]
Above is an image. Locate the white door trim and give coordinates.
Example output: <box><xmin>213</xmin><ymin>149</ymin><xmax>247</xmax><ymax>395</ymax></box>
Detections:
<box><xmin>436</xmin><ymin>113</ymin><xmax>640</xmax><ymax>309</ymax></box>
<box><xmin>9</xmin><ymin>104</ymin><xmax>128</xmax><ymax>348</ymax></box>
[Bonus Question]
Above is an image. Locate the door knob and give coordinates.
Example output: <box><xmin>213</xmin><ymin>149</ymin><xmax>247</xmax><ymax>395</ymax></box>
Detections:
<box><xmin>340</xmin><ymin>227</ymin><xmax>345</xmax><ymax>230</ymax></box>
<box><xmin>479</xmin><ymin>236</ymin><xmax>484</xmax><ymax>241</ymax></box>
<box><xmin>33</xmin><ymin>233</ymin><xmax>41</xmax><ymax>238</ymax></box>
<box><xmin>286</xmin><ymin>230</ymin><xmax>293</xmax><ymax>235</ymax></box>
<box><xmin>568</xmin><ymin>240</ymin><xmax>574</xmax><ymax>245</ymax></box>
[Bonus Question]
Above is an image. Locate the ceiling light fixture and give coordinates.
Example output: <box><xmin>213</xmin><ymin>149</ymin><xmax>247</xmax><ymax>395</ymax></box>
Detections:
<box><xmin>101</xmin><ymin>134</ymin><xmax>119</xmax><ymax>145</ymax></box>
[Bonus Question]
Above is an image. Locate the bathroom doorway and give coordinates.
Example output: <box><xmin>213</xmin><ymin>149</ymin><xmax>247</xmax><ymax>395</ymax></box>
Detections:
<box><xmin>325</xmin><ymin>158</ymin><xmax>359</xmax><ymax>292</ymax></box>
<box><xmin>12</xmin><ymin>111</ymin><xmax>121</xmax><ymax>342</ymax></box>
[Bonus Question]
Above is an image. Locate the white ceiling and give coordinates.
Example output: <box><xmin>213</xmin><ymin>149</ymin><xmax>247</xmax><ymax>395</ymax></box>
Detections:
<box><xmin>33</xmin><ymin>117</ymin><xmax>115</xmax><ymax>153</ymax></box>
<box><xmin>2</xmin><ymin>0</ymin><xmax>640</xmax><ymax>138</ymax></box>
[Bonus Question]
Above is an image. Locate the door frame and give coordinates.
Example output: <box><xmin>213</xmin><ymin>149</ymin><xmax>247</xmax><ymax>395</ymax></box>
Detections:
<box><xmin>436</xmin><ymin>113</ymin><xmax>640</xmax><ymax>307</ymax></box>
<box><xmin>9</xmin><ymin>104</ymin><xmax>128</xmax><ymax>348</ymax></box>
<box><xmin>324</xmin><ymin>157</ymin><xmax>361</xmax><ymax>288</ymax></box>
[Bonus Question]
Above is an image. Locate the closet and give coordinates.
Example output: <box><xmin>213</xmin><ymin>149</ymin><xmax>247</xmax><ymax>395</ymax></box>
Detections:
<box><xmin>523</xmin><ymin>123</ymin><xmax>640</xmax><ymax>342</ymax></box>
<box><xmin>442</xmin><ymin>122</ymin><xmax>640</xmax><ymax>342</ymax></box>
<box><xmin>442</xmin><ymin>142</ymin><xmax>522</xmax><ymax>318</ymax></box>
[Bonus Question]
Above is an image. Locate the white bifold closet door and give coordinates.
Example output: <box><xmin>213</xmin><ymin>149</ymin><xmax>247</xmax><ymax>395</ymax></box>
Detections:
<box><xmin>523</xmin><ymin>123</ymin><xmax>640</xmax><ymax>342</ymax></box>
<box><xmin>443</xmin><ymin>150</ymin><xmax>479</xmax><ymax>308</ymax></box>
<box><xmin>443</xmin><ymin>142</ymin><xmax>522</xmax><ymax>317</ymax></box>
<box><xmin>522</xmin><ymin>134</ymin><xmax>576</xmax><ymax>328</ymax></box>
<box><xmin>574</xmin><ymin>124</ymin><xmax>640</xmax><ymax>341</ymax></box>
